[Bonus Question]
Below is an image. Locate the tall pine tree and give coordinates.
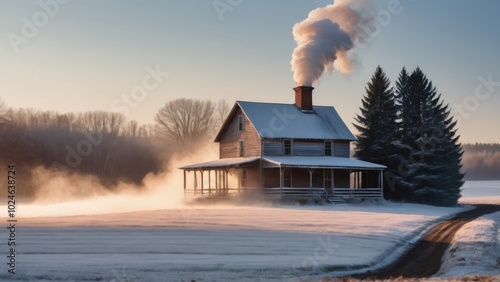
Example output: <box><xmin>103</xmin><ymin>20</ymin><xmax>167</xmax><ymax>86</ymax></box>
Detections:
<box><xmin>353</xmin><ymin>66</ymin><xmax>399</xmax><ymax>196</ymax></box>
<box><xmin>394</xmin><ymin>68</ymin><xmax>464</xmax><ymax>206</ymax></box>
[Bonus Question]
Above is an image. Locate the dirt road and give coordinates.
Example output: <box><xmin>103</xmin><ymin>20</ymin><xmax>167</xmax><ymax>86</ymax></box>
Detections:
<box><xmin>351</xmin><ymin>204</ymin><xmax>500</xmax><ymax>280</ymax></box>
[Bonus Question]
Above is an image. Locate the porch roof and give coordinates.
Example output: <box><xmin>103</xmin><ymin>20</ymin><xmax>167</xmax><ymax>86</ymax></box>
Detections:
<box><xmin>262</xmin><ymin>156</ymin><xmax>386</xmax><ymax>170</ymax></box>
<box><xmin>179</xmin><ymin>157</ymin><xmax>260</xmax><ymax>170</ymax></box>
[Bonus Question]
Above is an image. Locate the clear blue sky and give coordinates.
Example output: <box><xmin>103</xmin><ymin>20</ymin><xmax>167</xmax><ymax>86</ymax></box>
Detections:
<box><xmin>1</xmin><ymin>0</ymin><xmax>499</xmax><ymax>143</ymax></box>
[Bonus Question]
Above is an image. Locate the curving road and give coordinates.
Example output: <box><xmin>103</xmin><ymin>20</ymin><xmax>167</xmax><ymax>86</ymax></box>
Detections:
<box><xmin>350</xmin><ymin>204</ymin><xmax>500</xmax><ymax>280</ymax></box>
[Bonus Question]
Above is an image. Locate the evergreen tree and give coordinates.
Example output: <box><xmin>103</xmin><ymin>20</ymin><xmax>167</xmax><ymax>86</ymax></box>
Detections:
<box><xmin>353</xmin><ymin>66</ymin><xmax>399</xmax><ymax>195</ymax></box>
<box><xmin>395</xmin><ymin>68</ymin><xmax>464</xmax><ymax>206</ymax></box>
<box><xmin>355</xmin><ymin>66</ymin><xmax>464</xmax><ymax>206</ymax></box>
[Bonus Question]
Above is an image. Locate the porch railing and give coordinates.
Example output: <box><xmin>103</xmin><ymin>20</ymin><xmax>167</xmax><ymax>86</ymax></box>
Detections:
<box><xmin>263</xmin><ymin>187</ymin><xmax>328</xmax><ymax>200</ymax></box>
<box><xmin>332</xmin><ymin>187</ymin><xmax>383</xmax><ymax>199</ymax></box>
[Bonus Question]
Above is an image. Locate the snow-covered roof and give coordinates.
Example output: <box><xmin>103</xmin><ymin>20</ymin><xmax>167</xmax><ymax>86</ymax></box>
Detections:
<box><xmin>263</xmin><ymin>156</ymin><xmax>386</xmax><ymax>170</ymax></box>
<box><xmin>179</xmin><ymin>157</ymin><xmax>260</xmax><ymax>170</ymax></box>
<box><xmin>215</xmin><ymin>101</ymin><xmax>355</xmax><ymax>141</ymax></box>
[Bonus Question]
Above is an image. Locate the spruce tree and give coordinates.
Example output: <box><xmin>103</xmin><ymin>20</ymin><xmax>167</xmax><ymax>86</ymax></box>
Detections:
<box><xmin>389</xmin><ymin>67</ymin><xmax>412</xmax><ymax>200</ymax></box>
<box><xmin>396</xmin><ymin>68</ymin><xmax>464</xmax><ymax>206</ymax></box>
<box><xmin>353</xmin><ymin>66</ymin><xmax>399</xmax><ymax>195</ymax></box>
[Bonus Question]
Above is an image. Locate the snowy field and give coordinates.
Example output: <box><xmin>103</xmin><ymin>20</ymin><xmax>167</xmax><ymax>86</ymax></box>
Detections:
<box><xmin>1</xmin><ymin>181</ymin><xmax>499</xmax><ymax>281</ymax></box>
<box><xmin>433</xmin><ymin>180</ymin><xmax>500</xmax><ymax>280</ymax></box>
<box><xmin>436</xmin><ymin>211</ymin><xmax>500</xmax><ymax>279</ymax></box>
<box><xmin>459</xmin><ymin>180</ymin><xmax>500</xmax><ymax>205</ymax></box>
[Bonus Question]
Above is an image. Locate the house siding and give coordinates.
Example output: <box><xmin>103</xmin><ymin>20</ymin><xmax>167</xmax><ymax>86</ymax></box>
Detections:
<box><xmin>264</xmin><ymin>139</ymin><xmax>325</xmax><ymax>156</ymax></box>
<box><xmin>244</xmin><ymin>167</ymin><xmax>261</xmax><ymax>189</ymax></box>
<box><xmin>333</xmin><ymin>141</ymin><xmax>350</xmax><ymax>158</ymax></box>
<box><xmin>294</xmin><ymin>141</ymin><xmax>324</xmax><ymax>156</ymax></box>
<box><xmin>262</xmin><ymin>139</ymin><xmax>282</xmax><ymax>156</ymax></box>
<box><xmin>263</xmin><ymin>168</ymin><xmax>280</xmax><ymax>188</ymax></box>
<box><xmin>219</xmin><ymin>107</ymin><xmax>261</xmax><ymax>158</ymax></box>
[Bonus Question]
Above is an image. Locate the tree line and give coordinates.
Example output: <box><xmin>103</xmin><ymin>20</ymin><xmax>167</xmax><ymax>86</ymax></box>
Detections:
<box><xmin>462</xmin><ymin>143</ymin><xmax>500</xmax><ymax>180</ymax></box>
<box><xmin>0</xmin><ymin>97</ymin><xmax>229</xmax><ymax>198</ymax></box>
<box><xmin>354</xmin><ymin>66</ymin><xmax>464</xmax><ymax>206</ymax></box>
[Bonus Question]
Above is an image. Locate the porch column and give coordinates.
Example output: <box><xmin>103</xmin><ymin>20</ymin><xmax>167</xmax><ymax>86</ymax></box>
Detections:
<box><xmin>237</xmin><ymin>168</ymin><xmax>241</xmax><ymax>193</ymax></box>
<box><xmin>194</xmin><ymin>170</ymin><xmax>197</xmax><ymax>195</ymax></box>
<box><xmin>225</xmin><ymin>169</ymin><xmax>229</xmax><ymax>194</ymax></box>
<box><xmin>208</xmin><ymin>170</ymin><xmax>211</xmax><ymax>195</ymax></box>
<box><xmin>183</xmin><ymin>170</ymin><xmax>186</xmax><ymax>195</ymax></box>
<box><xmin>332</xmin><ymin>169</ymin><xmax>335</xmax><ymax>196</ymax></box>
<box><xmin>215</xmin><ymin>170</ymin><xmax>218</xmax><ymax>194</ymax></box>
<box><xmin>279</xmin><ymin>167</ymin><xmax>283</xmax><ymax>194</ymax></box>
<box><xmin>309</xmin><ymin>168</ymin><xmax>313</xmax><ymax>194</ymax></box>
<box><xmin>379</xmin><ymin>170</ymin><xmax>384</xmax><ymax>197</ymax></box>
<box><xmin>200</xmin><ymin>170</ymin><xmax>204</xmax><ymax>196</ymax></box>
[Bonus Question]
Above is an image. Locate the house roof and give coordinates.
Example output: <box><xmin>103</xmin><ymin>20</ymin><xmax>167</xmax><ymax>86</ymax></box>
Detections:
<box><xmin>214</xmin><ymin>101</ymin><xmax>355</xmax><ymax>142</ymax></box>
<box><xmin>179</xmin><ymin>157</ymin><xmax>260</xmax><ymax>170</ymax></box>
<box><xmin>262</xmin><ymin>156</ymin><xmax>386</xmax><ymax>170</ymax></box>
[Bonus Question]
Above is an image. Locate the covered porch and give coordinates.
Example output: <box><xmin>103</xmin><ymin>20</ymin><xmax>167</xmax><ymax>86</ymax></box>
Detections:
<box><xmin>261</xmin><ymin>156</ymin><xmax>386</xmax><ymax>202</ymax></box>
<box><xmin>179</xmin><ymin>156</ymin><xmax>386</xmax><ymax>203</ymax></box>
<box><xmin>179</xmin><ymin>157</ymin><xmax>261</xmax><ymax>196</ymax></box>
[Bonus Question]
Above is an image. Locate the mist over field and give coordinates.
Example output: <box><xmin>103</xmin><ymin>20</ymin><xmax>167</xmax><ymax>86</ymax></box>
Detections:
<box><xmin>0</xmin><ymin>100</ymin><xmax>228</xmax><ymax>217</ymax></box>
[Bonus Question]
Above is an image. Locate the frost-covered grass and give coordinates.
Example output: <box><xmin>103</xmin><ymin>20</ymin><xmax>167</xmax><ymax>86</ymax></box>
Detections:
<box><xmin>435</xmin><ymin>211</ymin><xmax>500</xmax><ymax>279</ymax></box>
<box><xmin>0</xmin><ymin>181</ymin><xmax>498</xmax><ymax>281</ymax></box>
<box><xmin>4</xmin><ymin>202</ymin><xmax>463</xmax><ymax>281</ymax></box>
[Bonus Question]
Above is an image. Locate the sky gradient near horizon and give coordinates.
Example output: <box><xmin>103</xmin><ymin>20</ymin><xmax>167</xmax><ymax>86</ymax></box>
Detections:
<box><xmin>1</xmin><ymin>0</ymin><xmax>499</xmax><ymax>143</ymax></box>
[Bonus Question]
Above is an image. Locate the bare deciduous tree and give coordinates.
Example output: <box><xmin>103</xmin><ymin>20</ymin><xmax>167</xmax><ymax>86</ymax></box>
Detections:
<box><xmin>0</xmin><ymin>98</ymin><xmax>10</xmax><ymax>128</ymax></box>
<box><xmin>155</xmin><ymin>98</ymin><xmax>216</xmax><ymax>152</ymax></box>
<box><xmin>75</xmin><ymin>111</ymin><xmax>126</xmax><ymax>134</ymax></box>
<box><xmin>215</xmin><ymin>99</ymin><xmax>230</xmax><ymax>129</ymax></box>
<box><xmin>123</xmin><ymin>120</ymin><xmax>138</xmax><ymax>137</ymax></box>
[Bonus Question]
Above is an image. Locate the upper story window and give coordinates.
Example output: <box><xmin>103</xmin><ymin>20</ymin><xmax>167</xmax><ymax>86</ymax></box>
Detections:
<box><xmin>239</xmin><ymin>140</ymin><xmax>245</xmax><ymax>157</ymax></box>
<box><xmin>283</xmin><ymin>139</ymin><xmax>292</xmax><ymax>155</ymax></box>
<box><xmin>324</xmin><ymin>140</ymin><xmax>332</xmax><ymax>156</ymax></box>
<box><xmin>237</xmin><ymin>115</ymin><xmax>245</xmax><ymax>132</ymax></box>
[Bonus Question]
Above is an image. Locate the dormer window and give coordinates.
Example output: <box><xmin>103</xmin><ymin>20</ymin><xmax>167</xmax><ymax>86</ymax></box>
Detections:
<box><xmin>283</xmin><ymin>139</ymin><xmax>292</xmax><ymax>155</ymax></box>
<box><xmin>237</xmin><ymin>115</ymin><xmax>245</xmax><ymax>132</ymax></box>
<box><xmin>324</xmin><ymin>140</ymin><xmax>332</xmax><ymax>156</ymax></box>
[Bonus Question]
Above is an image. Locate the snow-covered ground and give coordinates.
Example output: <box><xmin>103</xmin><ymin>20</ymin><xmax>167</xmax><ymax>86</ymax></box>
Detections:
<box><xmin>434</xmin><ymin>180</ymin><xmax>500</xmax><ymax>280</ymax></box>
<box><xmin>4</xmin><ymin>203</ymin><xmax>464</xmax><ymax>281</ymax></box>
<box><xmin>459</xmin><ymin>180</ymin><xmax>500</xmax><ymax>205</ymax></box>
<box><xmin>436</xmin><ymin>211</ymin><xmax>500</xmax><ymax>279</ymax></box>
<box><xmin>0</xmin><ymin>181</ymin><xmax>498</xmax><ymax>281</ymax></box>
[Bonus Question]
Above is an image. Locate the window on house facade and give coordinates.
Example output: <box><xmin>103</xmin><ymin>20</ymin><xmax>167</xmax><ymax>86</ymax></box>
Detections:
<box><xmin>239</xmin><ymin>140</ymin><xmax>244</xmax><ymax>157</ymax></box>
<box><xmin>324</xmin><ymin>140</ymin><xmax>332</xmax><ymax>156</ymax></box>
<box><xmin>237</xmin><ymin>115</ymin><xmax>245</xmax><ymax>132</ymax></box>
<box><xmin>283</xmin><ymin>139</ymin><xmax>292</xmax><ymax>155</ymax></box>
<box><xmin>283</xmin><ymin>169</ymin><xmax>292</xmax><ymax>187</ymax></box>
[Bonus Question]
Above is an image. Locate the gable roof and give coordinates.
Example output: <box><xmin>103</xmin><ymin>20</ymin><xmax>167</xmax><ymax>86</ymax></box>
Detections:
<box><xmin>214</xmin><ymin>101</ymin><xmax>355</xmax><ymax>141</ymax></box>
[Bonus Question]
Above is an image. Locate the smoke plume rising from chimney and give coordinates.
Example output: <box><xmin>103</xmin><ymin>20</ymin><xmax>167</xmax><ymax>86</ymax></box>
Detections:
<box><xmin>291</xmin><ymin>0</ymin><xmax>374</xmax><ymax>86</ymax></box>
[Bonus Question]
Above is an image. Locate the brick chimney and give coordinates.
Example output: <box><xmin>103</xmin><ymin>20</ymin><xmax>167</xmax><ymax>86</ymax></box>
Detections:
<box><xmin>294</xmin><ymin>86</ymin><xmax>314</xmax><ymax>111</ymax></box>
